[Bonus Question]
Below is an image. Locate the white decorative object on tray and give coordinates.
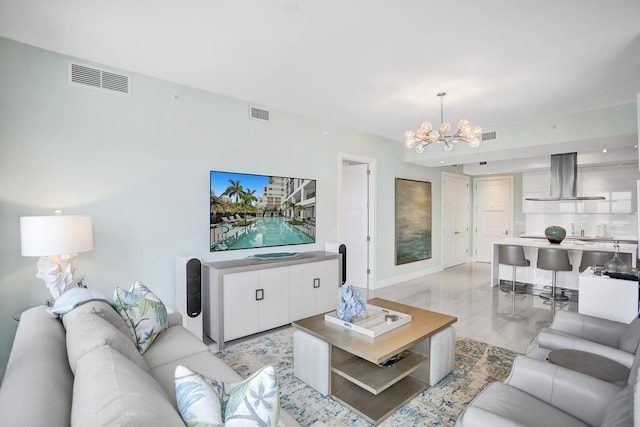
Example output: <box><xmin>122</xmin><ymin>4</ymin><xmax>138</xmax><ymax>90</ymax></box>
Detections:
<box><xmin>324</xmin><ymin>304</ymin><xmax>411</xmax><ymax>337</ymax></box>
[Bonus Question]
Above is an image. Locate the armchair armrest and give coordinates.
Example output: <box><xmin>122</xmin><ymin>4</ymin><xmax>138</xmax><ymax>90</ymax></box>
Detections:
<box><xmin>456</xmin><ymin>406</ymin><xmax>527</xmax><ymax>427</ymax></box>
<box><xmin>549</xmin><ymin>311</ymin><xmax>627</xmax><ymax>347</ymax></box>
<box><xmin>505</xmin><ymin>355</ymin><xmax>621</xmax><ymax>426</ymax></box>
<box><xmin>537</xmin><ymin>330</ymin><xmax>635</xmax><ymax>367</ymax></box>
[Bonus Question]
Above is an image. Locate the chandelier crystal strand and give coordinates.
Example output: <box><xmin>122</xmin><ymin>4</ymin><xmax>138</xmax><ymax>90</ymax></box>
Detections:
<box><xmin>404</xmin><ymin>92</ymin><xmax>482</xmax><ymax>153</ymax></box>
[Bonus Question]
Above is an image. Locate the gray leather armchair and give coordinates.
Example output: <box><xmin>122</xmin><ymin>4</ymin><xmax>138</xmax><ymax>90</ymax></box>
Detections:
<box><xmin>526</xmin><ymin>311</ymin><xmax>640</xmax><ymax>368</ymax></box>
<box><xmin>456</xmin><ymin>354</ymin><xmax>636</xmax><ymax>426</ymax></box>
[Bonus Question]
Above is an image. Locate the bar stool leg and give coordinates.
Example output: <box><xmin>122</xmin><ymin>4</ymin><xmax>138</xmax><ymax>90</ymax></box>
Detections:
<box><xmin>540</xmin><ymin>271</ymin><xmax>569</xmax><ymax>301</ymax></box>
<box><xmin>507</xmin><ymin>265</ymin><xmax>527</xmax><ymax>295</ymax></box>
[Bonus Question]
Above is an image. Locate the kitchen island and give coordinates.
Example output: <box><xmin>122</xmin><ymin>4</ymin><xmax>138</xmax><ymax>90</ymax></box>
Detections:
<box><xmin>491</xmin><ymin>237</ymin><xmax>637</xmax><ymax>291</ymax></box>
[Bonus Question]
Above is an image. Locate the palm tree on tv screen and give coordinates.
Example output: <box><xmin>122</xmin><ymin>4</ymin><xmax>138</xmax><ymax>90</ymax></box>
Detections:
<box><xmin>240</xmin><ymin>190</ymin><xmax>258</xmax><ymax>216</ymax></box>
<box><xmin>223</xmin><ymin>179</ymin><xmax>244</xmax><ymax>203</ymax></box>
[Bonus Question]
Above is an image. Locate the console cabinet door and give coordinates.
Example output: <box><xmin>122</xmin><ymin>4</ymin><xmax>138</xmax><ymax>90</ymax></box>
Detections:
<box><xmin>223</xmin><ymin>271</ymin><xmax>260</xmax><ymax>341</ymax></box>
<box><xmin>289</xmin><ymin>259</ymin><xmax>340</xmax><ymax>321</ymax></box>
<box><xmin>288</xmin><ymin>263</ymin><xmax>317</xmax><ymax>321</ymax></box>
<box><xmin>258</xmin><ymin>267</ymin><xmax>290</xmax><ymax>332</ymax></box>
<box><xmin>314</xmin><ymin>259</ymin><xmax>340</xmax><ymax>314</ymax></box>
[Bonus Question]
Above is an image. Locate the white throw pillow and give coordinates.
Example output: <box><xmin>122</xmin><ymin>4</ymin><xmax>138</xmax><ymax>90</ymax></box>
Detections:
<box><xmin>112</xmin><ymin>281</ymin><xmax>168</xmax><ymax>353</ymax></box>
<box><xmin>52</xmin><ymin>287</ymin><xmax>109</xmax><ymax>315</ymax></box>
<box><xmin>175</xmin><ymin>365</ymin><xmax>280</xmax><ymax>427</ymax></box>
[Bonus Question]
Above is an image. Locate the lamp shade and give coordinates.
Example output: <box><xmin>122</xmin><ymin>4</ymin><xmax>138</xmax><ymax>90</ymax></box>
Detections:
<box><xmin>20</xmin><ymin>215</ymin><xmax>93</xmax><ymax>256</ymax></box>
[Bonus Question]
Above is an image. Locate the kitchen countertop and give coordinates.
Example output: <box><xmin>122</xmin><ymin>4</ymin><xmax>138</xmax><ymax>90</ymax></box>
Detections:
<box><xmin>496</xmin><ymin>237</ymin><xmax>637</xmax><ymax>253</ymax></box>
<box><xmin>518</xmin><ymin>234</ymin><xmax>638</xmax><ymax>244</ymax></box>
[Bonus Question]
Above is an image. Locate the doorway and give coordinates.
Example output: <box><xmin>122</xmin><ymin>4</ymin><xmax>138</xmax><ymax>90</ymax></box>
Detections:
<box><xmin>442</xmin><ymin>172</ymin><xmax>471</xmax><ymax>268</ymax></box>
<box><xmin>473</xmin><ymin>176</ymin><xmax>513</xmax><ymax>262</ymax></box>
<box><xmin>338</xmin><ymin>154</ymin><xmax>375</xmax><ymax>295</ymax></box>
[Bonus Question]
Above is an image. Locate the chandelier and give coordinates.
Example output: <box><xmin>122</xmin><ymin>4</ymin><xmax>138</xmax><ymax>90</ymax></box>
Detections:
<box><xmin>404</xmin><ymin>92</ymin><xmax>482</xmax><ymax>153</ymax></box>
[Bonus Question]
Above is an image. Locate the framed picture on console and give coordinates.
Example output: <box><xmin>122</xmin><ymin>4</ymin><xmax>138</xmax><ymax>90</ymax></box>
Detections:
<box><xmin>395</xmin><ymin>178</ymin><xmax>432</xmax><ymax>265</ymax></box>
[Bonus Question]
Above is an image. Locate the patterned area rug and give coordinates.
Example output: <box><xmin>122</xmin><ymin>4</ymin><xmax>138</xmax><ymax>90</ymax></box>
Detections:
<box><xmin>215</xmin><ymin>328</ymin><xmax>517</xmax><ymax>427</ymax></box>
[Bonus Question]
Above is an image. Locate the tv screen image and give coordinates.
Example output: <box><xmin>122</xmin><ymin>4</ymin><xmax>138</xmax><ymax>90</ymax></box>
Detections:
<box><xmin>210</xmin><ymin>171</ymin><xmax>316</xmax><ymax>252</ymax></box>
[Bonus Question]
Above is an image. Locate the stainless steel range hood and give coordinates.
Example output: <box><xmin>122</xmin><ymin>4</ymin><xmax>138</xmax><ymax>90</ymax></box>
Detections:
<box><xmin>526</xmin><ymin>152</ymin><xmax>605</xmax><ymax>201</ymax></box>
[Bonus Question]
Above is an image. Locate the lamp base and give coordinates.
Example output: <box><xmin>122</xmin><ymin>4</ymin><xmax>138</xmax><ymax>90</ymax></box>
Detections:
<box><xmin>35</xmin><ymin>254</ymin><xmax>77</xmax><ymax>299</ymax></box>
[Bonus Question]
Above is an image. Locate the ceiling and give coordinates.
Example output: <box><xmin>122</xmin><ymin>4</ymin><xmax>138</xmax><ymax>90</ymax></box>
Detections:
<box><xmin>1</xmin><ymin>0</ymin><xmax>639</xmax><ymax>171</ymax></box>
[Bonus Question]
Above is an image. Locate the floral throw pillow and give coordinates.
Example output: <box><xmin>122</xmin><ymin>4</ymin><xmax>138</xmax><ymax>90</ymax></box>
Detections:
<box><xmin>112</xmin><ymin>281</ymin><xmax>168</xmax><ymax>354</ymax></box>
<box><xmin>175</xmin><ymin>365</ymin><xmax>280</xmax><ymax>427</ymax></box>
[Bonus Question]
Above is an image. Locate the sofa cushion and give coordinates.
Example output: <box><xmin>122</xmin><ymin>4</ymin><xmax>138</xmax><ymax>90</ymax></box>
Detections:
<box><xmin>63</xmin><ymin>306</ymin><xmax>151</xmax><ymax>374</ymax></box>
<box><xmin>0</xmin><ymin>306</ymin><xmax>73</xmax><ymax>427</ymax></box>
<box><xmin>142</xmin><ymin>324</ymin><xmax>209</xmax><ymax>369</ymax></box>
<box><xmin>151</xmin><ymin>351</ymin><xmax>242</xmax><ymax>408</ymax></box>
<box><xmin>112</xmin><ymin>280</ymin><xmax>168</xmax><ymax>353</ymax></box>
<box><xmin>619</xmin><ymin>317</ymin><xmax>640</xmax><ymax>354</ymax></box>
<box><xmin>62</xmin><ymin>299</ymin><xmax>136</xmax><ymax>343</ymax></box>
<box><xmin>175</xmin><ymin>364</ymin><xmax>280</xmax><ymax>427</ymax></box>
<box><xmin>601</xmin><ymin>385</ymin><xmax>633</xmax><ymax>427</ymax></box>
<box><xmin>459</xmin><ymin>382</ymin><xmax>588</xmax><ymax>427</ymax></box>
<box><xmin>72</xmin><ymin>345</ymin><xmax>184</xmax><ymax>427</ymax></box>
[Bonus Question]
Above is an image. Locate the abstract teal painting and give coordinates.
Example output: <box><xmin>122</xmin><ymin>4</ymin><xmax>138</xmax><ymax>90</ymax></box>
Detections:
<box><xmin>395</xmin><ymin>178</ymin><xmax>432</xmax><ymax>265</ymax></box>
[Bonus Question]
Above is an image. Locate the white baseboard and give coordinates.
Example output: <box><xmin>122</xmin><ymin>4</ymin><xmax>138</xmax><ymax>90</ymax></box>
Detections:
<box><xmin>373</xmin><ymin>265</ymin><xmax>444</xmax><ymax>289</ymax></box>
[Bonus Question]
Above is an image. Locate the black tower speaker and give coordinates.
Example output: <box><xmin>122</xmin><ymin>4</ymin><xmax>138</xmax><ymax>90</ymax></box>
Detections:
<box><xmin>186</xmin><ymin>258</ymin><xmax>202</xmax><ymax>318</ymax></box>
<box><xmin>339</xmin><ymin>244</ymin><xmax>347</xmax><ymax>285</ymax></box>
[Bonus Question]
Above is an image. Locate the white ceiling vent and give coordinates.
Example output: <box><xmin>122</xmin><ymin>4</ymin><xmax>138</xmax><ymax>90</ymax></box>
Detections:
<box><xmin>249</xmin><ymin>105</ymin><xmax>270</xmax><ymax>122</ymax></box>
<box><xmin>69</xmin><ymin>62</ymin><xmax>130</xmax><ymax>95</ymax></box>
<box><xmin>482</xmin><ymin>131</ymin><xmax>497</xmax><ymax>141</ymax></box>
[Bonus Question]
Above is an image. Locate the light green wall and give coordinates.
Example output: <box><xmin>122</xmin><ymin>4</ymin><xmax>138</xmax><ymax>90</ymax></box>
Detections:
<box><xmin>512</xmin><ymin>173</ymin><xmax>525</xmax><ymax>236</ymax></box>
<box><xmin>0</xmin><ymin>37</ymin><xmax>446</xmax><ymax>367</ymax></box>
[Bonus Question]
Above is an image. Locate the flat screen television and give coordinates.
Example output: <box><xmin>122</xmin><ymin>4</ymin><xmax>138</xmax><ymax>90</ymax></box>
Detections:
<box><xmin>210</xmin><ymin>171</ymin><xmax>316</xmax><ymax>252</ymax></box>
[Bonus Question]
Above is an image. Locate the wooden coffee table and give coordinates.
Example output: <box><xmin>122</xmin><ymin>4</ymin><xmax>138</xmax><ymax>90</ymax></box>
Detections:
<box><xmin>292</xmin><ymin>298</ymin><xmax>457</xmax><ymax>425</ymax></box>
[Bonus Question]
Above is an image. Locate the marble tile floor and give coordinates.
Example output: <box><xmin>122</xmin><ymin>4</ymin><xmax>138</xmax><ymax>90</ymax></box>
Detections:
<box><xmin>362</xmin><ymin>262</ymin><xmax>578</xmax><ymax>354</ymax></box>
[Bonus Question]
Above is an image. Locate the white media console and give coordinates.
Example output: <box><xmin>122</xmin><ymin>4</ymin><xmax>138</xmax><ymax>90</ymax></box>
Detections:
<box><xmin>202</xmin><ymin>251</ymin><xmax>340</xmax><ymax>350</ymax></box>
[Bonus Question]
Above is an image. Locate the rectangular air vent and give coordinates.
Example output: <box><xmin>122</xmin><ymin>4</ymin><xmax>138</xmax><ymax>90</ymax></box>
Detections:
<box><xmin>69</xmin><ymin>62</ymin><xmax>130</xmax><ymax>95</ymax></box>
<box><xmin>249</xmin><ymin>106</ymin><xmax>270</xmax><ymax>122</ymax></box>
<box><xmin>482</xmin><ymin>131</ymin><xmax>497</xmax><ymax>141</ymax></box>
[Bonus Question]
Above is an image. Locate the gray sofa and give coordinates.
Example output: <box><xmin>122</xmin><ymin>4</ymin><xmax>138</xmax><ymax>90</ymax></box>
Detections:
<box><xmin>456</xmin><ymin>311</ymin><xmax>640</xmax><ymax>426</ymax></box>
<box><xmin>0</xmin><ymin>301</ymin><xmax>300</xmax><ymax>426</ymax></box>
<box><xmin>526</xmin><ymin>310</ymin><xmax>640</xmax><ymax>368</ymax></box>
<box><xmin>456</xmin><ymin>353</ymin><xmax>637</xmax><ymax>426</ymax></box>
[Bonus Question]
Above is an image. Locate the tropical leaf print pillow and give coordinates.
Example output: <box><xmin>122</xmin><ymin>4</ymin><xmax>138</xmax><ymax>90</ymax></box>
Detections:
<box><xmin>112</xmin><ymin>280</ymin><xmax>168</xmax><ymax>353</ymax></box>
<box><xmin>175</xmin><ymin>364</ymin><xmax>280</xmax><ymax>427</ymax></box>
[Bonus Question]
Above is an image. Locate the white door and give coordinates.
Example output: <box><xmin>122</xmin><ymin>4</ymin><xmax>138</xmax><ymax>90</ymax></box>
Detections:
<box><xmin>341</xmin><ymin>163</ymin><xmax>369</xmax><ymax>289</ymax></box>
<box><xmin>442</xmin><ymin>172</ymin><xmax>470</xmax><ymax>268</ymax></box>
<box><xmin>474</xmin><ymin>176</ymin><xmax>513</xmax><ymax>262</ymax></box>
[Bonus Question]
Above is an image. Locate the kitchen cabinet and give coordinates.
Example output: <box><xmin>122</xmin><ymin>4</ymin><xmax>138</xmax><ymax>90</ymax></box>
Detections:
<box><xmin>522</xmin><ymin>165</ymin><xmax>637</xmax><ymax>214</ymax></box>
<box><xmin>289</xmin><ymin>260</ymin><xmax>339</xmax><ymax>321</ymax></box>
<box><xmin>579</xmin><ymin>271</ymin><xmax>638</xmax><ymax>323</ymax></box>
<box><xmin>203</xmin><ymin>251</ymin><xmax>340</xmax><ymax>349</ymax></box>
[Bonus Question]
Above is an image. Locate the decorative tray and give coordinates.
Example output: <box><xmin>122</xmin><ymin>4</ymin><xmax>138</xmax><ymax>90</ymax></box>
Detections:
<box><xmin>324</xmin><ymin>304</ymin><xmax>411</xmax><ymax>337</ymax></box>
<box><xmin>251</xmin><ymin>252</ymin><xmax>299</xmax><ymax>260</ymax></box>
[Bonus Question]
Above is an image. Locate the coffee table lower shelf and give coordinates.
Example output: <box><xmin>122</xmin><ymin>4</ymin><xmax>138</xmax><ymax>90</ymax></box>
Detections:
<box><xmin>331</xmin><ymin>375</ymin><xmax>427</xmax><ymax>425</ymax></box>
<box><xmin>330</xmin><ymin>346</ymin><xmax>429</xmax><ymax>425</ymax></box>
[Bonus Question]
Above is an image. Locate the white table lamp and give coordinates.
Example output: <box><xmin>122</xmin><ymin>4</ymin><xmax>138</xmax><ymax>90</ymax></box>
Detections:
<box><xmin>20</xmin><ymin>211</ymin><xmax>93</xmax><ymax>300</ymax></box>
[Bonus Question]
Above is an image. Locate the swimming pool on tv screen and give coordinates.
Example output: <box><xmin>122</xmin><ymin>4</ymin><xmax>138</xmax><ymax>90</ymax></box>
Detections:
<box><xmin>215</xmin><ymin>217</ymin><xmax>314</xmax><ymax>250</ymax></box>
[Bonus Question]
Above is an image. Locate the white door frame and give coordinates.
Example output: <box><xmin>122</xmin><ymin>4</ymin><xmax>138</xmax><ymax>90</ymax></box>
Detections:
<box><xmin>441</xmin><ymin>171</ymin><xmax>471</xmax><ymax>268</ymax></box>
<box><xmin>337</xmin><ymin>153</ymin><xmax>376</xmax><ymax>291</ymax></box>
